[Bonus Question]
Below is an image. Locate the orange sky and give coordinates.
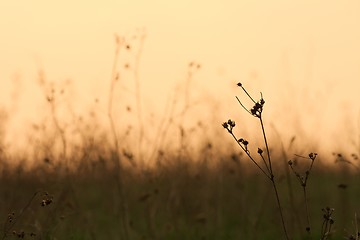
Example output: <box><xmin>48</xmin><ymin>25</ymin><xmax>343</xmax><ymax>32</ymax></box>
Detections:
<box><xmin>1</xmin><ymin>0</ymin><xmax>360</xmax><ymax>158</ymax></box>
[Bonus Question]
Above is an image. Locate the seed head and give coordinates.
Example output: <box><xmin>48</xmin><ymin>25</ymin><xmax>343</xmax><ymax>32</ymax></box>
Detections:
<box><xmin>41</xmin><ymin>194</ymin><xmax>53</xmax><ymax>207</ymax></box>
<box><xmin>260</xmin><ymin>98</ymin><xmax>265</xmax><ymax>105</ymax></box>
<box><xmin>227</xmin><ymin>119</ymin><xmax>236</xmax><ymax>127</ymax></box>
<box><xmin>309</xmin><ymin>152</ymin><xmax>317</xmax><ymax>160</ymax></box>
<box><xmin>222</xmin><ymin>119</ymin><xmax>236</xmax><ymax>133</ymax></box>
<box><xmin>251</xmin><ymin>102</ymin><xmax>263</xmax><ymax>118</ymax></box>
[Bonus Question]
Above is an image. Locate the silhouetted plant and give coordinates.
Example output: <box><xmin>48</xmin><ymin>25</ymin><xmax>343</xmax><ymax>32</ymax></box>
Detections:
<box><xmin>108</xmin><ymin>34</ymin><xmax>130</xmax><ymax>240</ymax></box>
<box><xmin>222</xmin><ymin>82</ymin><xmax>290</xmax><ymax>240</ymax></box>
<box><xmin>288</xmin><ymin>152</ymin><xmax>317</xmax><ymax>235</ymax></box>
<box><xmin>320</xmin><ymin>207</ymin><xmax>335</xmax><ymax>240</ymax></box>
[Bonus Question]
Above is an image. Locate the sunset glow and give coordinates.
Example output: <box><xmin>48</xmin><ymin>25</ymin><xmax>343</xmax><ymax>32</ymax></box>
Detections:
<box><xmin>1</xmin><ymin>0</ymin><xmax>360</xmax><ymax>159</ymax></box>
<box><xmin>2</xmin><ymin>2</ymin><xmax>360</xmax><ymax>239</ymax></box>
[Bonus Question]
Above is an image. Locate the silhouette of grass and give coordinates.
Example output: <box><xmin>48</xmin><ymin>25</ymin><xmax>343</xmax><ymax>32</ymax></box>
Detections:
<box><xmin>222</xmin><ymin>82</ymin><xmax>360</xmax><ymax>240</ymax></box>
<box><xmin>223</xmin><ymin>82</ymin><xmax>289</xmax><ymax>239</ymax></box>
<box><xmin>0</xmin><ymin>147</ymin><xmax>359</xmax><ymax>239</ymax></box>
<box><xmin>1</xmin><ymin>33</ymin><xmax>360</xmax><ymax>240</ymax></box>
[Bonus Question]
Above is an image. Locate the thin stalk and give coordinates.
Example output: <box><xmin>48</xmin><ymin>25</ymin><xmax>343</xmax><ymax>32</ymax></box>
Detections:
<box><xmin>38</xmin><ymin>73</ymin><xmax>67</xmax><ymax>166</ymax></box>
<box><xmin>133</xmin><ymin>32</ymin><xmax>146</xmax><ymax>163</ymax></box>
<box><xmin>355</xmin><ymin>213</ymin><xmax>359</xmax><ymax>240</ymax></box>
<box><xmin>236</xmin><ymin>96</ymin><xmax>252</xmax><ymax>115</ymax></box>
<box><xmin>321</xmin><ymin>219</ymin><xmax>329</xmax><ymax>240</ymax></box>
<box><xmin>259</xmin><ymin>153</ymin><xmax>271</xmax><ymax>178</ymax></box>
<box><xmin>259</xmin><ymin>116</ymin><xmax>289</xmax><ymax>240</ymax></box>
<box><xmin>320</xmin><ymin>221</ymin><xmax>325</xmax><ymax>238</ymax></box>
<box><xmin>259</xmin><ymin>116</ymin><xmax>273</xmax><ymax>177</ymax></box>
<box><xmin>108</xmin><ymin>36</ymin><xmax>129</xmax><ymax>240</ymax></box>
<box><xmin>271</xmin><ymin>180</ymin><xmax>290</xmax><ymax>240</ymax></box>
<box><xmin>49</xmin><ymin>96</ymin><xmax>67</xmax><ymax>164</ymax></box>
<box><xmin>272</xmin><ymin>125</ymin><xmax>301</xmax><ymax>236</ymax></box>
<box><xmin>108</xmin><ymin>39</ymin><xmax>121</xmax><ymax>151</ymax></box>
<box><xmin>239</xmin><ymin>85</ymin><xmax>257</xmax><ymax>103</ymax></box>
<box><xmin>303</xmin><ymin>187</ymin><xmax>311</xmax><ymax>233</ymax></box>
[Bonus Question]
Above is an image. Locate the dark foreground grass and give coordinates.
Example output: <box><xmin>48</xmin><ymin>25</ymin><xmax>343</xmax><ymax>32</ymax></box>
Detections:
<box><xmin>0</xmin><ymin>150</ymin><xmax>359</xmax><ymax>240</ymax></box>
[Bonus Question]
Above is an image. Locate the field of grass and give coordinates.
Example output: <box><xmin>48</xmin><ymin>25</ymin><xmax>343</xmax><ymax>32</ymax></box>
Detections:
<box><xmin>1</xmin><ymin>34</ymin><xmax>360</xmax><ymax>240</ymax></box>
<box><xmin>0</xmin><ymin>146</ymin><xmax>360</xmax><ymax>240</ymax></box>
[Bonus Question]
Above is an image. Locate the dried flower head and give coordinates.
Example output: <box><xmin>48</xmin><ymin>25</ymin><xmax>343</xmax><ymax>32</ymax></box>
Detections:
<box><xmin>222</xmin><ymin>119</ymin><xmax>236</xmax><ymax>133</ymax></box>
<box><xmin>227</xmin><ymin>119</ymin><xmax>236</xmax><ymax>127</ymax></box>
<box><xmin>250</xmin><ymin>100</ymin><xmax>265</xmax><ymax>118</ymax></box>
<box><xmin>41</xmin><ymin>193</ymin><xmax>53</xmax><ymax>207</ymax></box>
<box><xmin>309</xmin><ymin>152</ymin><xmax>317</xmax><ymax>161</ymax></box>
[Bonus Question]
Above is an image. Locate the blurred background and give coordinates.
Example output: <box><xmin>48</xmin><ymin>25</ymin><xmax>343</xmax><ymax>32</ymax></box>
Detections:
<box><xmin>2</xmin><ymin>2</ymin><xmax>360</xmax><ymax>239</ymax></box>
<box><xmin>0</xmin><ymin>0</ymin><xmax>359</xmax><ymax>161</ymax></box>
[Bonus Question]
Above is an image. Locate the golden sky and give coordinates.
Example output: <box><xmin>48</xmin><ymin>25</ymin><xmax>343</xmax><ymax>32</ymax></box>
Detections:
<box><xmin>1</xmin><ymin>0</ymin><xmax>360</xmax><ymax>157</ymax></box>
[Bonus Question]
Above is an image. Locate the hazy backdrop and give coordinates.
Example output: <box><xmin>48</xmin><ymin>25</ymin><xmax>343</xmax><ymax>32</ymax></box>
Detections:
<box><xmin>1</xmin><ymin>0</ymin><xmax>360</xmax><ymax>160</ymax></box>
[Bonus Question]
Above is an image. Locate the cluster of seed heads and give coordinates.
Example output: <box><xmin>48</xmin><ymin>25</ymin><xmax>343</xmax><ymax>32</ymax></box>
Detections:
<box><xmin>238</xmin><ymin>138</ymin><xmax>249</xmax><ymax>152</ymax></box>
<box><xmin>41</xmin><ymin>193</ymin><xmax>53</xmax><ymax>207</ymax></box>
<box><xmin>222</xmin><ymin>119</ymin><xmax>235</xmax><ymax>134</ymax></box>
